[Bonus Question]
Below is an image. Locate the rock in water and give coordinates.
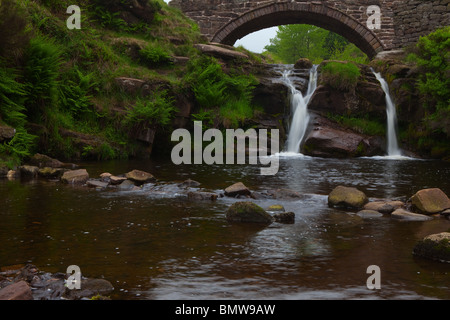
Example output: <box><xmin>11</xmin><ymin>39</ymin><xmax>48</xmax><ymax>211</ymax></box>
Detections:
<box><xmin>224</xmin><ymin>182</ymin><xmax>251</xmax><ymax>197</ymax></box>
<box><xmin>273</xmin><ymin>212</ymin><xmax>295</xmax><ymax>224</ymax></box>
<box><xmin>0</xmin><ymin>280</ymin><xmax>33</xmax><ymax>300</ymax></box>
<box><xmin>125</xmin><ymin>169</ymin><xmax>155</xmax><ymax>185</ymax></box>
<box><xmin>226</xmin><ymin>202</ymin><xmax>273</xmax><ymax>224</ymax></box>
<box><xmin>413</xmin><ymin>232</ymin><xmax>450</xmax><ymax>263</ymax></box>
<box><xmin>61</xmin><ymin>169</ymin><xmax>89</xmax><ymax>185</ymax></box>
<box><xmin>328</xmin><ymin>186</ymin><xmax>368</xmax><ymax>209</ymax></box>
<box><xmin>391</xmin><ymin>208</ymin><xmax>432</xmax><ymax>221</ymax></box>
<box><xmin>410</xmin><ymin>188</ymin><xmax>450</xmax><ymax>215</ymax></box>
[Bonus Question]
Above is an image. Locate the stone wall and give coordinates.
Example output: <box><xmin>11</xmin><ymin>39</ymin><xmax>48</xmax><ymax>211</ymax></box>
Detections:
<box><xmin>392</xmin><ymin>0</ymin><xmax>450</xmax><ymax>49</ymax></box>
<box><xmin>169</xmin><ymin>0</ymin><xmax>449</xmax><ymax>56</ymax></box>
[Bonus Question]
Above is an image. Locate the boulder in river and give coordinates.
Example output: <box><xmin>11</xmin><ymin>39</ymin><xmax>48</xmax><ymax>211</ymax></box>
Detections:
<box><xmin>391</xmin><ymin>208</ymin><xmax>432</xmax><ymax>221</ymax></box>
<box><xmin>410</xmin><ymin>188</ymin><xmax>450</xmax><ymax>215</ymax></box>
<box><xmin>125</xmin><ymin>169</ymin><xmax>156</xmax><ymax>185</ymax></box>
<box><xmin>412</xmin><ymin>232</ymin><xmax>450</xmax><ymax>263</ymax></box>
<box><xmin>187</xmin><ymin>191</ymin><xmax>218</xmax><ymax>201</ymax></box>
<box><xmin>226</xmin><ymin>202</ymin><xmax>274</xmax><ymax>225</ymax></box>
<box><xmin>363</xmin><ymin>200</ymin><xmax>404</xmax><ymax>214</ymax></box>
<box><xmin>0</xmin><ymin>280</ymin><xmax>33</xmax><ymax>300</ymax></box>
<box><xmin>224</xmin><ymin>182</ymin><xmax>251</xmax><ymax>197</ymax></box>
<box><xmin>328</xmin><ymin>186</ymin><xmax>368</xmax><ymax>210</ymax></box>
<box><xmin>63</xmin><ymin>278</ymin><xmax>114</xmax><ymax>300</ymax></box>
<box><xmin>61</xmin><ymin>169</ymin><xmax>89</xmax><ymax>185</ymax></box>
<box><xmin>19</xmin><ymin>165</ymin><xmax>39</xmax><ymax>178</ymax></box>
<box><xmin>273</xmin><ymin>212</ymin><xmax>295</xmax><ymax>224</ymax></box>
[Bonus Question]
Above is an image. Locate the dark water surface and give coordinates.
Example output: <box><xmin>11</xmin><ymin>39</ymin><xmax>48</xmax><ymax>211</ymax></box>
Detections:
<box><xmin>0</xmin><ymin>156</ymin><xmax>449</xmax><ymax>300</ymax></box>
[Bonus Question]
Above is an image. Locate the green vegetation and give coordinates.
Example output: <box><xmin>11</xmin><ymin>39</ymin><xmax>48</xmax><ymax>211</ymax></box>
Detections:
<box><xmin>402</xmin><ymin>27</ymin><xmax>450</xmax><ymax>159</ymax></box>
<box><xmin>0</xmin><ymin>0</ymin><xmax>205</xmax><ymax>166</ymax></box>
<box><xmin>327</xmin><ymin>114</ymin><xmax>386</xmax><ymax>137</ymax></box>
<box><xmin>186</xmin><ymin>56</ymin><xmax>259</xmax><ymax>128</ymax></box>
<box><xmin>264</xmin><ymin>24</ymin><xmax>369</xmax><ymax>64</ymax></box>
<box><xmin>407</xmin><ymin>26</ymin><xmax>450</xmax><ymax>115</ymax></box>
<box><xmin>320</xmin><ymin>61</ymin><xmax>361</xmax><ymax>92</ymax></box>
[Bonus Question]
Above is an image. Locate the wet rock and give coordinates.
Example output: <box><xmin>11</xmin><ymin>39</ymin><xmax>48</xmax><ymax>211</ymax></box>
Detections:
<box><xmin>110</xmin><ymin>175</ymin><xmax>127</xmax><ymax>185</ymax></box>
<box><xmin>61</xmin><ymin>169</ymin><xmax>89</xmax><ymax>185</ymax></box>
<box><xmin>63</xmin><ymin>278</ymin><xmax>114</xmax><ymax>300</ymax></box>
<box><xmin>267</xmin><ymin>188</ymin><xmax>305</xmax><ymax>200</ymax></box>
<box><xmin>224</xmin><ymin>182</ymin><xmax>251</xmax><ymax>197</ymax></box>
<box><xmin>187</xmin><ymin>191</ymin><xmax>218</xmax><ymax>201</ymax></box>
<box><xmin>294</xmin><ymin>58</ymin><xmax>313</xmax><ymax>70</ymax></box>
<box><xmin>304</xmin><ymin>126</ymin><xmax>370</xmax><ymax>158</ymax></box>
<box><xmin>442</xmin><ymin>209</ymin><xmax>450</xmax><ymax>219</ymax></box>
<box><xmin>6</xmin><ymin>170</ymin><xmax>19</xmax><ymax>180</ymax></box>
<box><xmin>267</xmin><ymin>204</ymin><xmax>285</xmax><ymax>212</ymax></box>
<box><xmin>391</xmin><ymin>208</ymin><xmax>433</xmax><ymax>221</ymax></box>
<box><xmin>99</xmin><ymin>172</ymin><xmax>112</xmax><ymax>182</ymax></box>
<box><xmin>86</xmin><ymin>179</ymin><xmax>109</xmax><ymax>189</ymax></box>
<box><xmin>117</xmin><ymin>179</ymin><xmax>138</xmax><ymax>191</ymax></box>
<box><xmin>410</xmin><ymin>188</ymin><xmax>450</xmax><ymax>215</ymax></box>
<box><xmin>226</xmin><ymin>202</ymin><xmax>273</xmax><ymax>225</ymax></box>
<box><xmin>0</xmin><ymin>280</ymin><xmax>32</xmax><ymax>300</ymax></box>
<box><xmin>194</xmin><ymin>43</ymin><xmax>248</xmax><ymax>60</ymax></box>
<box><xmin>356</xmin><ymin>209</ymin><xmax>384</xmax><ymax>219</ymax></box>
<box><xmin>28</xmin><ymin>153</ymin><xmax>77</xmax><ymax>169</ymax></box>
<box><xmin>178</xmin><ymin>179</ymin><xmax>201</xmax><ymax>188</ymax></box>
<box><xmin>125</xmin><ymin>169</ymin><xmax>156</xmax><ymax>185</ymax></box>
<box><xmin>19</xmin><ymin>165</ymin><xmax>39</xmax><ymax>178</ymax></box>
<box><xmin>363</xmin><ymin>200</ymin><xmax>404</xmax><ymax>213</ymax></box>
<box><xmin>328</xmin><ymin>186</ymin><xmax>368</xmax><ymax>210</ymax></box>
<box><xmin>38</xmin><ymin>167</ymin><xmax>67</xmax><ymax>179</ymax></box>
<box><xmin>412</xmin><ymin>232</ymin><xmax>450</xmax><ymax>263</ymax></box>
<box><xmin>0</xmin><ymin>125</ymin><xmax>15</xmax><ymax>142</ymax></box>
<box><xmin>273</xmin><ymin>212</ymin><xmax>295</xmax><ymax>224</ymax></box>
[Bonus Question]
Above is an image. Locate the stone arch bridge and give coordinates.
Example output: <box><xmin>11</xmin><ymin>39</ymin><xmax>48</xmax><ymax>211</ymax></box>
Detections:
<box><xmin>169</xmin><ymin>0</ymin><xmax>449</xmax><ymax>59</ymax></box>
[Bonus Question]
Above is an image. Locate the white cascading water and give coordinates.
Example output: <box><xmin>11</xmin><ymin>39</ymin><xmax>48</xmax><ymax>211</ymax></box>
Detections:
<box><xmin>283</xmin><ymin>65</ymin><xmax>318</xmax><ymax>154</ymax></box>
<box><xmin>372</xmin><ymin>70</ymin><xmax>402</xmax><ymax>157</ymax></box>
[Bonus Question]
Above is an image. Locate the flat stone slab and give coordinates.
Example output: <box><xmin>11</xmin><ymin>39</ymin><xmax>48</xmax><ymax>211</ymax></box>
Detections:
<box><xmin>0</xmin><ymin>281</ymin><xmax>33</xmax><ymax>300</ymax></box>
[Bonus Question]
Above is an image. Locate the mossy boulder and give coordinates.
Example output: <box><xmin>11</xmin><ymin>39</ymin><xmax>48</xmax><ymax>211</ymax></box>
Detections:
<box><xmin>328</xmin><ymin>186</ymin><xmax>368</xmax><ymax>210</ymax></box>
<box><xmin>410</xmin><ymin>188</ymin><xmax>450</xmax><ymax>215</ymax></box>
<box><xmin>412</xmin><ymin>232</ymin><xmax>450</xmax><ymax>263</ymax></box>
<box><xmin>226</xmin><ymin>202</ymin><xmax>273</xmax><ymax>224</ymax></box>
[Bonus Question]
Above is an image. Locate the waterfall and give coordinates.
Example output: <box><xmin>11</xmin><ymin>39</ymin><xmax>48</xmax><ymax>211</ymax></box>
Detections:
<box><xmin>372</xmin><ymin>70</ymin><xmax>402</xmax><ymax>157</ymax></box>
<box><xmin>282</xmin><ymin>65</ymin><xmax>318</xmax><ymax>154</ymax></box>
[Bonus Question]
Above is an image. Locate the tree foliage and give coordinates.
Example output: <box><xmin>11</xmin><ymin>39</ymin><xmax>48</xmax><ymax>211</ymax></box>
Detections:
<box><xmin>264</xmin><ymin>24</ymin><xmax>368</xmax><ymax>64</ymax></box>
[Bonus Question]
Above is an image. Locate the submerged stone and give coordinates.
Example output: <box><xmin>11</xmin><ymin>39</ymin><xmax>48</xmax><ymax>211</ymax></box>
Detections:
<box><xmin>226</xmin><ymin>201</ymin><xmax>273</xmax><ymax>224</ymax></box>
<box><xmin>413</xmin><ymin>232</ymin><xmax>450</xmax><ymax>263</ymax></box>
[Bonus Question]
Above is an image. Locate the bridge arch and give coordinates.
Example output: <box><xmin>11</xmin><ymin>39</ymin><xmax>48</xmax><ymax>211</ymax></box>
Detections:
<box><xmin>211</xmin><ymin>2</ymin><xmax>385</xmax><ymax>59</ymax></box>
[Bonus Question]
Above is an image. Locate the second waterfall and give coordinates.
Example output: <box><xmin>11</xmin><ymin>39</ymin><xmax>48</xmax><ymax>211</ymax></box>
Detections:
<box><xmin>282</xmin><ymin>65</ymin><xmax>318</xmax><ymax>154</ymax></box>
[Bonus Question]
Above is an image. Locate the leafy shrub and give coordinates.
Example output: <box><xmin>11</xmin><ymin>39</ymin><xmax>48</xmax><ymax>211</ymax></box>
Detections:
<box><xmin>59</xmin><ymin>67</ymin><xmax>96</xmax><ymax>120</ymax></box>
<box><xmin>320</xmin><ymin>61</ymin><xmax>361</xmax><ymax>92</ymax></box>
<box><xmin>186</xmin><ymin>57</ymin><xmax>258</xmax><ymax>128</ymax></box>
<box><xmin>0</xmin><ymin>63</ymin><xmax>37</xmax><ymax>164</ymax></box>
<box><xmin>409</xmin><ymin>27</ymin><xmax>450</xmax><ymax>112</ymax></box>
<box><xmin>139</xmin><ymin>43</ymin><xmax>173</xmax><ymax>67</ymax></box>
<box><xmin>23</xmin><ymin>36</ymin><xmax>62</xmax><ymax>122</ymax></box>
<box><xmin>123</xmin><ymin>91</ymin><xmax>177</xmax><ymax>134</ymax></box>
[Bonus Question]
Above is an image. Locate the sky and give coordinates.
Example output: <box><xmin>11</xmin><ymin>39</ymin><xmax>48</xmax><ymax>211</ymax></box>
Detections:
<box><xmin>163</xmin><ymin>0</ymin><xmax>277</xmax><ymax>53</ymax></box>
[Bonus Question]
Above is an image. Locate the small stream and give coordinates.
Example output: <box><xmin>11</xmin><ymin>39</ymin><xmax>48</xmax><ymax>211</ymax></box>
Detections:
<box><xmin>0</xmin><ymin>156</ymin><xmax>449</xmax><ymax>300</ymax></box>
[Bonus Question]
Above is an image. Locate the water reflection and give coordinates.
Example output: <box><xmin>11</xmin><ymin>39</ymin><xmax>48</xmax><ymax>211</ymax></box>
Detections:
<box><xmin>0</xmin><ymin>156</ymin><xmax>449</xmax><ymax>300</ymax></box>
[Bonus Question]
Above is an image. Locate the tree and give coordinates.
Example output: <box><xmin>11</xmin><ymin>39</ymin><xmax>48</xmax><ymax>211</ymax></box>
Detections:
<box><xmin>264</xmin><ymin>24</ymin><xmax>368</xmax><ymax>64</ymax></box>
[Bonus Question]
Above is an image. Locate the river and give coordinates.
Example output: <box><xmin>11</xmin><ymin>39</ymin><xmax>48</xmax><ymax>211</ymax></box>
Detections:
<box><xmin>0</xmin><ymin>155</ymin><xmax>449</xmax><ymax>300</ymax></box>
